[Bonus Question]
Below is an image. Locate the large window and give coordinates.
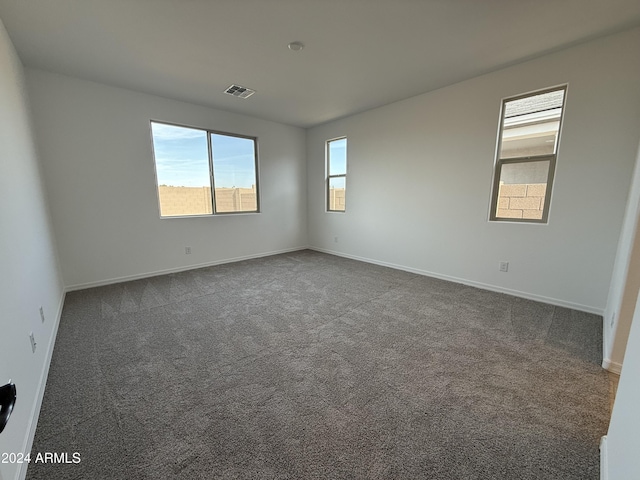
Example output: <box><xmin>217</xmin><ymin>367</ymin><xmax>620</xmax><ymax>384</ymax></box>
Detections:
<box><xmin>327</xmin><ymin>137</ymin><xmax>347</xmax><ymax>212</ymax></box>
<box><xmin>150</xmin><ymin>121</ymin><xmax>259</xmax><ymax>217</ymax></box>
<box><xmin>489</xmin><ymin>86</ymin><xmax>567</xmax><ymax>223</ymax></box>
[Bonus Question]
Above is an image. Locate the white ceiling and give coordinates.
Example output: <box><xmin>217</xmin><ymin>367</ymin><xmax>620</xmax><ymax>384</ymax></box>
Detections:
<box><xmin>1</xmin><ymin>0</ymin><xmax>639</xmax><ymax>128</ymax></box>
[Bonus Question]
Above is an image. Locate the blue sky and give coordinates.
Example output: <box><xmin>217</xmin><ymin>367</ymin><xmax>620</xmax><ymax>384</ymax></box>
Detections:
<box><xmin>151</xmin><ymin>122</ymin><xmax>257</xmax><ymax>188</ymax></box>
<box><xmin>329</xmin><ymin>138</ymin><xmax>347</xmax><ymax>176</ymax></box>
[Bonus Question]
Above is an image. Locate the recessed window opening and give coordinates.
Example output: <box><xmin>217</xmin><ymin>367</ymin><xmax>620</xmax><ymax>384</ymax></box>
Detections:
<box><xmin>150</xmin><ymin>121</ymin><xmax>259</xmax><ymax>217</ymax></box>
<box><xmin>489</xmin><ymin>86</ymin><xmax>567</xmax><ymax>223</ymax></box>
<box><xmin>327</xmin><ymin>137</ymin><xmax>347</xmax><ymax>212</ymax></box>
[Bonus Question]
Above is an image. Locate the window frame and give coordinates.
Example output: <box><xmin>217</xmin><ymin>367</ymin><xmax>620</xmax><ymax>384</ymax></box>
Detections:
<box><xmin>326</xmin><ymin>136</ymin><xmax>347</xmax><ymax>213</ymax></box>
<box><xmin>489</xmin><ymin>85</ymin><xmax>567</xmax><ymax>224</ymax></box>
<box><xmin>149</xmin><ymin>120</ymin><xmax>260</xmax><ymax>218</ymax></box>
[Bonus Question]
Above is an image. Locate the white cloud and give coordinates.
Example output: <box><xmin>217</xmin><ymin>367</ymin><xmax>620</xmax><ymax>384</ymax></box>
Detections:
<box><xmin>151</xmin><ymin>122</ymin><xmax>205</xmax><ymax>140</ymax></box>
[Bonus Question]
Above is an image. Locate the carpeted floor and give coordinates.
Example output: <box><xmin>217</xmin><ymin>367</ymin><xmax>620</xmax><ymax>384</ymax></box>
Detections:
<box><xmin>27</xmin><ymin>250</ymin><xmax>609</xmax><ymax>479</ymax></box>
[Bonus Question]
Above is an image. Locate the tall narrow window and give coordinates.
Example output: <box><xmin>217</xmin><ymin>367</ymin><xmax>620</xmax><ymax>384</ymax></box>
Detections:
<box><xmin>150</xmin><ymin>121</ymin><xmax>259</xmax><ymax>217</ymax></box>
<box><xmin>327</xmin><ymin>137</ymin><xmax>347</xmax><ymax>212</ymax></box>
<box><xmin>489</xmin><ymin>86</ymin><xmax>566</xmax><ymax>223</ymax></box>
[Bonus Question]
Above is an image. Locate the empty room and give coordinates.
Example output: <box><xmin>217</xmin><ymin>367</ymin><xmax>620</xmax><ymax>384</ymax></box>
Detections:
<box><xmin>1</xmin><ymin>1</ymin><xmax>640</xmax><ymax>479</ymax></box>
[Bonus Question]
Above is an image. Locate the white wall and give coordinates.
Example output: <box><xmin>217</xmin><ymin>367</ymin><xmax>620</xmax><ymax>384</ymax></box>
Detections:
<box><xmin>0</xmin><ymin>19</ymin><xmax>64</xmax><ymax>480</ymax></box>
<box><xmin>25</xmin><ymin>70</ymin><xmax>308</xmax><ymax>288</ymax></box>
<box><xmin>307</xmin><ymin>27</ymin><xmax>640</xmax><ymax>313</ymax></box>
<box><xmin>603</xmin><ymin>140</ymin><xmax>640</xmax><ymax>372</ymax></box>
<box><xmin>603</xmin><ymin>287</ymin><xmax>640</xmax><ymax>479</ymax></box>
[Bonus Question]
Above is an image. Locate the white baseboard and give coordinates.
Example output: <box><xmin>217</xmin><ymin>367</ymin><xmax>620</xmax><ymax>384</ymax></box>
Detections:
<box><xmin>600</xmin><ymin>436</ymin><xmax>609</xmax><ymax>480</ymax></box>
<box><xmin>17</xmin><ymin>290</ymin><xmax>66</xmax><ymax>480</ymax></box>
<box><xmin>66</xmin><ymin>245</ymin><xmax>604</xmax><ymax>316</ymax></box>
<box><xmin>65</xmin><ymin>246</ymin><xmax>309</xmax><ymax>291</ymax></box>
<box><xmin>602</xmin><ymin>358</ymin><xmax>623</xmax><ymax>374</ymax></box>
<box><xmin>309</xmin><ymin>247</ymin><xmax>604</xmax><ymax>315</ymax></box>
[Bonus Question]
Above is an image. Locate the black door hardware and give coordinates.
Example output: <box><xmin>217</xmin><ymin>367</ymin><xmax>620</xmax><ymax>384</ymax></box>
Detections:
<box><xmin>0</xmin><ymin>382</ymin><xmax>17</xmax><ymax>434</ymax></box>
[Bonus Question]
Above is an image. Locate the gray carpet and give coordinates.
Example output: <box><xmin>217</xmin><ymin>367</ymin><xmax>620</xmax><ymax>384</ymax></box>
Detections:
<box><xmin>27</xmin><ymin>250</ymin><xmax>609</xmax><ymax>479</ymax></box>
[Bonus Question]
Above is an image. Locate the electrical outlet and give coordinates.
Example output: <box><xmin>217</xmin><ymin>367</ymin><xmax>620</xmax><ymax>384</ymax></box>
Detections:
<box><xmin>39</xmin><ymin>306</ymin><xmax>45</xmax><ymax>323</ymax></box>
<box><xmin>499</xmin><ymin>261</ymin><xmax>509</xmax><ymax>272</ymax></box>
<box><xmin>185</xmin><ymin>246</ymin><xmax>192</xmax><ymax>255</ymax></box>
<box><xmin>334</xmin><ymin>236</ymin><xmax>338</xmax><ymax>243</ymax></box>
<box><xmin>29</xmin><ymin>332</ymin><xmax>37</xmax><ymax>353</ymax></box>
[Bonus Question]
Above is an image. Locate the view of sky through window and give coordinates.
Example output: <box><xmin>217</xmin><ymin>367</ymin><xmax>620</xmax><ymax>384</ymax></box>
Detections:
<box><xmin>211</xmin><ymin>133</ymin><xmax>256</xmax><ymax>189</ymax></box>
<box><xmin>329</xmin><ymin>138</ymin><xmax>347</xmax><ymax>175</ymax></box>
<box><xmin>151</xmin><ymin>123</ymin><xmax>256</xmax><ymax>188</ymax></box>
<box><xmin>151</xmin><ymin>122</ymin><xmax>209</xmax><ymax>187</ymax></box>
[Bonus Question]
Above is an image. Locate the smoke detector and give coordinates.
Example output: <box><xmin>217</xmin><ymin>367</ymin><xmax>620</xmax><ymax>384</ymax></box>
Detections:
<box><xmin>224</xmin><ymin>84</ymin><xmax>256</xmax><ymax>99</ymax></box>
<box><xmin>288</xmin><ymin>41</ymin><xmax>304</xmax><ymax>52</ymax></box>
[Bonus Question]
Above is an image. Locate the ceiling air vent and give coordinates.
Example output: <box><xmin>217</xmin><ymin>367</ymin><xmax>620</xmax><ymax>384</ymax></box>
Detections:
<box><xmin>224</xmin><ymin>84</ymin><xmax>255</xmax><ymax>99</ymax></box>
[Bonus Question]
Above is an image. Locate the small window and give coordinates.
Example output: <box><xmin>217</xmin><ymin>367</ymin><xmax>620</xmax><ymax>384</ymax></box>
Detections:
<box><xmin>489</xmin><ymin>86</ymin><xmax>567</xmax><ymax>223</ymax></box>
<box><xmin>150</xmin><ymin>121</ymin><xmax>259</xmax><ymax>217</ymax></box>
<box><xmin>327</xmin><ymin>137</ymin><xmax>347</xmax><ymax>212</ymax></box>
